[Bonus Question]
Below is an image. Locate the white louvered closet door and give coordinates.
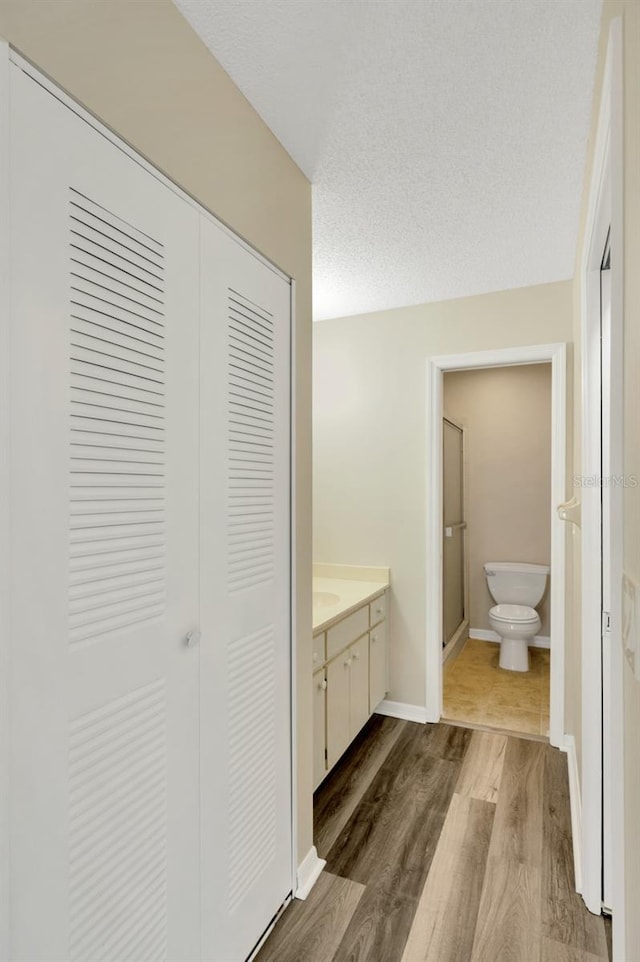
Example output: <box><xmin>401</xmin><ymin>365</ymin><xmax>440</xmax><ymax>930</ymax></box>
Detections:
<box><xmin>199</xmin><ymin>219</ymin><xmax>292</xmax><ymax>962</ymax></box>
<box><xmin>9</xmin><ymin>67</ymin><xmax>201</xmax><ymax>960</ymax></box>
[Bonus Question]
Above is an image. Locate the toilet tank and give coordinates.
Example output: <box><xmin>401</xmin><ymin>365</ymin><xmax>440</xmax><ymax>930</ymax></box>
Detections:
<box><xmin>483</xmin><ymin>562</ymin><xmax>549</xmax><ymax>607</ymax></box>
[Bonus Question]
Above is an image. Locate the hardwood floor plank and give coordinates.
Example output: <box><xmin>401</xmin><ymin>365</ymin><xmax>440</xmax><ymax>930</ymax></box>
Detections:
<box><xmin>421</xmin><ymin>719</ymin><xmax>473</xmax><ymax>761</ymax></box>
<box><xmin>455</xmin><ymin>729</ymin><xmax>507</xmax><ymax>803</ymax></box>
<box><xmin>325</xmin><ymin>722</ymin><xmax>462</xmax><ymax>886</ymax></box>
<box><xmin>329</xmin><ymin>725</ymin><xmax>465</xmax><ymax>962</ymax></box>
<box><xmin>541</xmin><ymin>745</ymin><xmax>609</xmax><ymax>959</ymax></box>
<box><xmin>333</xmin><ymin>887</ymin><xmax>421</xmax><ymax>962</ymax></box>
<box><xmin>400</xmin><ymin>793</ymin><xmax>495</xmax><ymax>962</ymax></box>
<box><xmin>255</xmin><ymin>872</ymin><xmax>365</xmax><ymax>962</ymax></box>
<box><xmin>541</xmin><ymin>937</ymin><xmax>607</xmax><ymax>962</ymax></box>
<box><xmin>314</xmin><ymin>713</ymin><xmax>407</xmax><ymax>859</ymax></box>
<box><xmin>470</xmin><ymin>737</ymin><xmax>546</xmax><ymax>962</ymax></box>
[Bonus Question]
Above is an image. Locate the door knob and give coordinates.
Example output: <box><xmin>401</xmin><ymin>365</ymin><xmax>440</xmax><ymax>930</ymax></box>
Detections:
<box><xmin>184</xmin><ymin>629</ymin><xmax>201</xmax><ymax>648</ymax></box>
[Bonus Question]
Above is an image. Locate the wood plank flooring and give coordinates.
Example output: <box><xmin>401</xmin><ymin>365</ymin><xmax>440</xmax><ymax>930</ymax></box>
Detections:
<box><xmin>257</xmin><ymin>717</ymin><xmax>611</xmax><ymax>962</ymax></box>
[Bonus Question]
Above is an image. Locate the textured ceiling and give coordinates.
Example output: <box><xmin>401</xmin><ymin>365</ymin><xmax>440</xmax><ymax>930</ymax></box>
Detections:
<box><xmin>174</xmin><ymin>0</ymin><xmax>602</xmax><ymax>320</ymax></box>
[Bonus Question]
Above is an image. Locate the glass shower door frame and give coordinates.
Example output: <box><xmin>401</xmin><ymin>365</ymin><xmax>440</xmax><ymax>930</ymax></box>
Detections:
<box><xmin>442</xmin><ymin>416</ymin><xmax>468</xmax><ymax>657</ymax></box>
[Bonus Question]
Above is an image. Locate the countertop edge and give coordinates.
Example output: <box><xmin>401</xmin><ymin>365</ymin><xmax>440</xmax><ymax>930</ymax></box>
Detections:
<box><xmin>312</xmin><ymin>582</ymin><xmax>389</xmax><ymax>634</ymax></box>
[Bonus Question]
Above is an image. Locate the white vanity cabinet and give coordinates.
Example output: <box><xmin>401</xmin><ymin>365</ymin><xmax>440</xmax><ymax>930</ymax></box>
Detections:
<box><xmin>314</xmin><ymin>587</ymin><xmax>389</xmax><ymax>787</ymax></box>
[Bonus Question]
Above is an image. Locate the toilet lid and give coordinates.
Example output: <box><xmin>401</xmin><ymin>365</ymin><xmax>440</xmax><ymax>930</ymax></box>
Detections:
<box><xmin>490</xmin><ymin>603</ymin><xmax>539</xmax><ymax>623</ymax></box>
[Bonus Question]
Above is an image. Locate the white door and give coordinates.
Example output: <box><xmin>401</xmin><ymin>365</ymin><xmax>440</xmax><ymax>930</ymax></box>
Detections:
<box><xmin>9</xmin><ymin>66</ymin><xmax>201</xmax><ymax>961</ymax></box>
<box><xmin>199</xmin><ymin>219</ymin><xmax>292</xmax><ymax>961</ymax></box>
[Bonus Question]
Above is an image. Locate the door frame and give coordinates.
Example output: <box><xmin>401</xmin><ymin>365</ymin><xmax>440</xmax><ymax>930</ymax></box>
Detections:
<box><xmin>425</xmin><ymin>342</ymin><xmax>567</xmax><ymax>749</ymax></box>
<box><xmin>0</xmin><ymin>40</ymin><xmax>10</xmax><ymax>962</ymax></box>
<box><xmin>579</xmin><ymin>17</ymin><xmax>625</xmax><ymax>948</ymax></box>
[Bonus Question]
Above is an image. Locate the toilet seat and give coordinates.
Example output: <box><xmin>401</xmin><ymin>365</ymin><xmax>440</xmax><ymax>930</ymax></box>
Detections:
<box><xmin>489</xmin><ymin>603</ymin><xmax>539</xmax><ymax>625</ymax></box>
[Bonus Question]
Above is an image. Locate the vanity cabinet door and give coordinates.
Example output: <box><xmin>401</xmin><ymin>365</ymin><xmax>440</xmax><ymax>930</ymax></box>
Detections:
<box><xmin>327</xmin><ymin>653</ymin><xmax>352</xmax><ymax>769</ymax></box>
<box><xmin>349</xmin><ymin>636</ymin><xmax>370</xmax><ymax>738</ymax></box>
<box><xmin>313</xmin><ymin>670</ymin><xmax>327</xmax><ymax>790</ymax></box>
<box><xmin>369</xmin><ymin>621</ymin><xmax>388</xmax><ymax>711</ymax></box>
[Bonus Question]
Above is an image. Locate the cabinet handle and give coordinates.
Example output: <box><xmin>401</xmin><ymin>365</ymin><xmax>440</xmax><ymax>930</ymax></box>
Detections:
<box><xmin>375</xmin><ymin>608</ymin><xmax>383</xmax><ymax>616</ymax></box>
<box><xmin>371</xmin><ymin>635</ymin><xmax>377</xmax><ymax>643</ymax></box>
<box><xmin>344</xmin><ymin>658</ymin><xmax>352</xmax><ymax>668</ymax></box>
<box><xmin>353</xmin><ymin>650</ymin><xmax>360</xmax><ymax>659</ymax></box>
<box><xmin>318</xmin><ymin>678</ymin><xmax>327</xmax><ymax>691</ymax></box>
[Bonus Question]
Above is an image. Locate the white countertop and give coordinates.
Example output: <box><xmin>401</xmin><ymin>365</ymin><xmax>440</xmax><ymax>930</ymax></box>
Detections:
<box><xmin>312</xmin><ymin>572</ymin><xmax>389</xmax><ymax>633</ymax></box>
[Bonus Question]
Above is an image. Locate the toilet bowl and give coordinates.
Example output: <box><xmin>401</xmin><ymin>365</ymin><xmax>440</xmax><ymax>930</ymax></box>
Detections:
<box><xmin>483</xmin><ymin>562</ymin><xmax>549</xmax><ymax>672</ymax></box>
<box><xmin>488</xmin><ymin>603</ymin><xmax>541</xmax><ymax>671</ymax></box>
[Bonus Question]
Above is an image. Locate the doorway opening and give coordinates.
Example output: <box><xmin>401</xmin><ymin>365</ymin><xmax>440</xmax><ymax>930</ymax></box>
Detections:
<box><xmin>440</xmin><ymin>364</ymin><xmax>552</xmax><ymax>738</ymax></box>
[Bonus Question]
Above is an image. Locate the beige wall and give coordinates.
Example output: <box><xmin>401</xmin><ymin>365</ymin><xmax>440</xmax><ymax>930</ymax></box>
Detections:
<box><xmin>444</xmin><ymin>365</ymin><xmax>552</xmax><ymax>635</ymax></box>
<box><xmin>314</xmin><ymin>280</ymin><xmax>572</xmax><ymax>709</ymax></box>
<box><xmin>571</xmin><ymin>1</ymin><xmax>640</xmax><ymax>954</ymax></box>
<box><xmin>0</xmin><ymin>1</ymin><xmax>314</xmax><ymax>861</ymax></box>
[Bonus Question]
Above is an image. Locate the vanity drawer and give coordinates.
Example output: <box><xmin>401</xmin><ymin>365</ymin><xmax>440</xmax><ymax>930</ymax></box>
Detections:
<box><xmin>312</xmin><ymin>632</ymin><xmax>326</xmax><ymax>670</ymax></box>
<box><xmin>326</xmin><ymin>606</ymin><xmax>369</xmax><ymax>661</ymax></box>
<box><xmin>369</xmin><ymin>593</ymin><xmax>387</xmax><ymax>626</ymax></box>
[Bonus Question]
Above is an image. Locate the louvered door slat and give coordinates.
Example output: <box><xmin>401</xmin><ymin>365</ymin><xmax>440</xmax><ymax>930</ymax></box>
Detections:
<box><xmin>72</xmin><ymin>317</ymin><xmax>164</xmax><ymax>357</ymax></box>
<box><xmin>71</xmin><ymin>290</ymin><xmax>164</xmax><ymax>331</ymax></box>
<box><xmin>70</xmin><ymin>251</ymin><xmax>165</xmax><ymax>308</ymax></box>
<box><xmin>71</xmin><ymin>264</ymin><xmax>166</xmax><ymax>311</ymax></box>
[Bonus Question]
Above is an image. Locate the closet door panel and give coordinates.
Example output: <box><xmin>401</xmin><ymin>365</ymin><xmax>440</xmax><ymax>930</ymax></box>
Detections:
<box><xmin>9</xmin><ymin>67</ymin><xmax>201</xmax><ymax>961</ymax></box>
<box><xmin>200</xmin><ymin>219</ymin><xmax>292</xmax><ymax>962</ymax></box>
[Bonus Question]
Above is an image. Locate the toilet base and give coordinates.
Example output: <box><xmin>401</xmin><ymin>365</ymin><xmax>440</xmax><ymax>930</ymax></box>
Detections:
<box><xmin>498</xmin><ymin>637</ymin><xmax>530</xmax><ymax>672</ymax></box>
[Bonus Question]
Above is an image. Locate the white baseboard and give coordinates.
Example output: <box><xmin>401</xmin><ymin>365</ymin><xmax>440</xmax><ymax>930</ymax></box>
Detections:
<box><xmin>375</xmin><ymin>699</ymin><xmax>428</xmax><ymax>724</ymax></box>
<box><xmin>295</xmin><ymin>846</ymin><xmax>325</xmax><ymax>900</ymax></box>
<box><xmin>469</xmin><ymin>628</ymin><xmax>551</xmax><ymax>649</ymax></box>
<box><xmin>561</xmin><ymin>734</ymin><xmax>582</xmax><ymax>894</ymax></box>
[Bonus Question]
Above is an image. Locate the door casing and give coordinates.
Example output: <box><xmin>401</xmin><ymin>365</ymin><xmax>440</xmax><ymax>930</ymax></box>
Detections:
<box><xmin>425</xmin><ymin>342</ymin><xmax>567</xmax><ymax>748</ymax></box>
<box><xmin>579</xmin><ymin>17</ymin><xmax>625</xmax><ymax>954</ymax></box>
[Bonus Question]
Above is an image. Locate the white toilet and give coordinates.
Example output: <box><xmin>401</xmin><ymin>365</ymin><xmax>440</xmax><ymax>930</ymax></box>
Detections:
<box><xmin>483</xmin><ymin>562</ymin><xmax>549</xmax><ymax>671</ymax></box>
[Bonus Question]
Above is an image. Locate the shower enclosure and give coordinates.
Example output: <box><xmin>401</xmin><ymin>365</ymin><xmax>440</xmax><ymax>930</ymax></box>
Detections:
<box><xmin>442</xmin><ymin>417</ymin><xmax>467</xmax><ymax>650</ymax></box>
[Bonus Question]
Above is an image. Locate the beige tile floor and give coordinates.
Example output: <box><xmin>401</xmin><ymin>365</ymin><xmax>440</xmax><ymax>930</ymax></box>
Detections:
<box><xmin>443</xmin><ymin>636</ymin><xmax>550</xmax><ymax>737</ymax></box>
